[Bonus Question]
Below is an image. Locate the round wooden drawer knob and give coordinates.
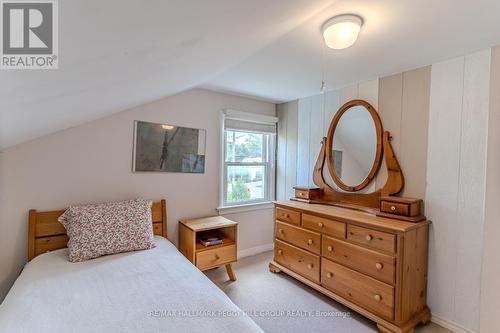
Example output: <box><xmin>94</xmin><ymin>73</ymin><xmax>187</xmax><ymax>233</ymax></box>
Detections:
<box><xmin>318</xmin><ymin>222</ymin><xmax>324</xmax><ymax>228</ymax></box>
<box><xmin>375</xmin><ymin>262</ymin><xmax>383</xmax><ymax>270</ymax></box>
<box><xmin>365</xmin><ymin>234</ymin><xmax>373</xmax><ymax>241</ymax></box>
<box><xmin>279</xmin><ymin>229</ymin><xmax>284</xmax><ymax>234</ymax></box>
<box><xmin>327</xmin><ymin>272</ymin><xmax>333</xmax><ymax>278</ymax></box>
<box><xmin>307</xmin><ymin>263</ymin><xmax>314</xmax><ymax>269</ymax></box>
<box><xmin>307</xmin><ymin>239</ymin><xmax>313</xmax><ymax>245</ymax></box>
<box><xmin>278</xmin><ymin>249</ymin><xmax>283</xmax><ymax>255</ymax></box>
<box><xmin>214</xmin><ymin>254</ymin><xmax>220</xmax><ymax>260</ymax></box>
<box><xmin>327</xmin><ymin>246</ymin><xmax>333</xmax><ymax>252</ymax></box>
<box><xmin>283</xmin><ymin>213</ymin><xmax>289</xmax><ymax>218</ymax></box>
<box><xmin>390</xmin><ymin>205</ymin><xmax>396</xmax><ymax>211</ymax></box>
<box><xmin>374</xmin><ymin>294</ymin><xmax>382</xmax><ymax>302</ymax></box>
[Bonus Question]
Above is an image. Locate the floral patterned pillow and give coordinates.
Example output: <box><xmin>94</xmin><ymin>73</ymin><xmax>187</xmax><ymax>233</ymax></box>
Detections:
<box><xmin>58</xmin><ymin>198</ymin><xmax>155</xmax><ymax>262</ymax></box>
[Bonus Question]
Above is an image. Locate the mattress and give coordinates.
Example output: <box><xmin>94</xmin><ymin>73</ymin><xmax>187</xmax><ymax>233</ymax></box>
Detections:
<box><xmin>0</xmin><ymin>236</ymin><xmax>263</xmax><ymax>333</ymax></box>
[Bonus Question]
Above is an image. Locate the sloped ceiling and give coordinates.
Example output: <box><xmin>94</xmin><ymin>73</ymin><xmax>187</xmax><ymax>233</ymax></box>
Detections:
<box><xmin>0</xmin><ymin>0</ymin><xmax>332</xmax><ymax>149</ymax></box>
<box><xmin>2</xmin><ymin>0</ymin><xmax>500</xmax><ymax>149</ymax></box>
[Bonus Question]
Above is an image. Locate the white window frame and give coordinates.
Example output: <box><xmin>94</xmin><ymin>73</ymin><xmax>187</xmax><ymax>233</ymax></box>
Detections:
<box><xmin>218</xmin><ymin>110</ymin><xmax>277</xmax><ymax>213</ymax></box>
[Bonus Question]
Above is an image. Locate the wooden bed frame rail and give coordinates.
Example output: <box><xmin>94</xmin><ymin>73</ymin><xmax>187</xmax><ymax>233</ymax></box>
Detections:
<box><xmin>28</xmin><ymin>199</ymin><xmax>167</xmax><ymax>261</ymax></box>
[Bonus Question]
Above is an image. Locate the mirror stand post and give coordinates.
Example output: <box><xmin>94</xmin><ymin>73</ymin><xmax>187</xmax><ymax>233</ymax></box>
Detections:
<box><xmin>380</xmin><ymin>131</ymin><xmax>404</xmax><ymax>197</ymax></box>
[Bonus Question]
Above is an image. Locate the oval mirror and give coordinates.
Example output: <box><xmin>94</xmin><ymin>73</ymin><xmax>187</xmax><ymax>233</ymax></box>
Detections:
<box><xmin>326</xmin><ymin>100</ymin><xmax>383</xmax><ymax>192</ymax></box>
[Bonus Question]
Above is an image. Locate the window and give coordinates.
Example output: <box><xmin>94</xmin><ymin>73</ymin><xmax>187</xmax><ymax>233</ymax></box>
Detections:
<box><xmin>221</xmin><ymin>111</ymin><xmax>277</xmax><ymax>208</ymax></box>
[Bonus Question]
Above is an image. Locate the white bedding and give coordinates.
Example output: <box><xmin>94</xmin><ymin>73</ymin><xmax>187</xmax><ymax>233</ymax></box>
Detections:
<box><xmin>0</xmin><ymin>237</ymin><xmax>263</xmax><ymax>333</ymax></box>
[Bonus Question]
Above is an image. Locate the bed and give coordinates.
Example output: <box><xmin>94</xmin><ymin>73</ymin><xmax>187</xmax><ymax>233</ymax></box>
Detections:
<box><xmin>0</xmin><ymin>200</ymin><xmax>263</xmax><ymax>333</ymax></box>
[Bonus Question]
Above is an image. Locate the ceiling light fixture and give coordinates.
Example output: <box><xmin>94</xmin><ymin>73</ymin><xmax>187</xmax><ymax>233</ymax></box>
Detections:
<box><xmin>322</xmin><ymin>14</ymin><xmax>363</xmax><ymax>50</ymax></box>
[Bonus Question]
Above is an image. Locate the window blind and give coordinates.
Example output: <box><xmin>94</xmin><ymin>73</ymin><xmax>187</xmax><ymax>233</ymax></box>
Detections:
<box><xmin>224</xmin><ymin>118</ymin><xmax>276</xmax><ymax>134</ymax></box>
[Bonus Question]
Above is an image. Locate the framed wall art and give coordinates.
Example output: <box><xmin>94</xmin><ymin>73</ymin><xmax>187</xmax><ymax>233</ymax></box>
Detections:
<box><xmin>133</xmin><ymin>120</ymin><xmax>206</xmax><ymax>173</ymax></box>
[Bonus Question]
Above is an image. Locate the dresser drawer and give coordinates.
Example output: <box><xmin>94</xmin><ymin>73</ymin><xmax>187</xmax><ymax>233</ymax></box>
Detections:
<box><xmin>302</xmin><ymin>214</ymin><xmax>346</xmax><ymax>239</ymax></box>
<box><xmin>381</xmin><ymin>201</ymin><xmax>409</xmax><ymax>216</ymax></box>
<box><xmin>322</xmin><ymin>236</ymin><xmax>396</xmax><ymax>284</ymax></box>
<box><xmin>275</xmin><ymin>239</ymin><xmax>320</xmax><ymax>283</ymax></box>
<box><xmin>347</xmin><ymin>225</ymin><xmax>396</xmax><ymax>253</ymax></box>
<box><xmin>380</xmin><ymin>196</ymin><xmax>422</xmax><ymax>218</ymax></box>
<box><xmin>276</xmin><ymin>207</ymin><xmax>301</xmax><ymax>226</ymax></box>
<box><xmin>196</xmin><ymin>245</ymin><xmax>236</xmax><ymax>270</ymax></box>
<box><xmin>295</xmin><ymin>189</ymin><xmax>310</xmax><ymax>199</ymax></box>
<box><xmin>276</xmin><ymin>221</ymin><xmax>321</xmax><ymax>255</ymax></box>
<box><xmin>293</xmin><ymin>187</ymin><xmax>321</xmax><ymax>200</ymax></box>
<box><xmin>321</xmin><ymin>258</ymin><xmax>394</xmax><ymax>320</ymax></box>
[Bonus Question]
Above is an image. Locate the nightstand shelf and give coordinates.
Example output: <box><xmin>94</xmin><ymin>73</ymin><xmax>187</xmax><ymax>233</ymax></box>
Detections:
<box><xmin>196</xmin><ymin>238</ymin><xmax>236</xmax><ymax>252</ymax></box>
<box><xmin>179</xmin><ymin>216</ymin><xmax>238</xmax><ymax>281</ymax></box>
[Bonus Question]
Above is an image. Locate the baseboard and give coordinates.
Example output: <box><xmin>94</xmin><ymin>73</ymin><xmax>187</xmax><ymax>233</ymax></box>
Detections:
<box><xmin>238</xmin><ymin>244</ymin><xmax>478</xmax><ymax>333</ymax></box>
<box><xmin>237</xmin><ymin>243</ymin><xmax>274</xmax><ymax>259</ymax></box>
<box><xmin>431</xmin><ymin>314</ymin><xmax>477</xmax><ymax>333</ymax></box>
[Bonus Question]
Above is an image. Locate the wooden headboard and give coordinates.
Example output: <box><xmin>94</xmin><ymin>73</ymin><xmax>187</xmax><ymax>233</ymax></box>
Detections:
<box><xmin>28</xmin><ymin>199</ymin><xmax>167</xmax><ymax>261</ymax></box>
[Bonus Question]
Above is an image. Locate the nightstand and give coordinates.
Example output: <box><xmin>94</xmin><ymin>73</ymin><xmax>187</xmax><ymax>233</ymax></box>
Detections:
<box><xmin>178</xmin><ymin>216</ymin><xmax>237</xmax><ymax>281</ymax></box>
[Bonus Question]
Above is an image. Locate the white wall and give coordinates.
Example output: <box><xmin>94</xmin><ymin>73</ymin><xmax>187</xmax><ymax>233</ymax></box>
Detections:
<box><xmin>479</xmin><ymin>45</ymin><xmax>500</xmax><ymax>333</ymax></box>
<box><xmin>276</xmin><ymin>51</ymin><xmax>494</xmax><ymax>332</ymax></box>
<box><xmin>285</xmin><ymin>79</ymin><xmax>379</xmax><ymax>196</ymax></box>
<box><xmin>378</xmin><ymin>67</ymin><xmax>431</xmax><ymax>198</ymax></box>
<box><xmin>277</xmin><ymin>101</ymin><xmax>298</xmax><ymax>201</ymax></box>
<box><xmin>0</xmin><ymin>88</ymin><xmax>276</xmax><ymax>302</ymax></box>
<box><xmin>426</xmin><ymin>50</ymin><xmax>491</xmax><ymax>332</ymax></box>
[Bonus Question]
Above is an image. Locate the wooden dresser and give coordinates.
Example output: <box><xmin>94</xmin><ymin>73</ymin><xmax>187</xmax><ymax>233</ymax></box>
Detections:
<box><xmin>269</xmin><ymin>200</ymin><xmax>431</xmax><ymax>333</ymax></box>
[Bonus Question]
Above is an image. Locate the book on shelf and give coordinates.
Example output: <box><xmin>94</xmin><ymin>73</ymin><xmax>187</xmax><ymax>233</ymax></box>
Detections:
<box><xmin>199</xmin><ymin>236</ymin><xmax>223</xmax><ymax>247</ymax></box>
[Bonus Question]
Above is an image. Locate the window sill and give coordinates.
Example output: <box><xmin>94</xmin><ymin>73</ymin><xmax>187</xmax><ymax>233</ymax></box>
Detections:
<box><xmin>217</xmin><ymin>201</ymin><xmax>274</xmax><ymax>215</ymax></box>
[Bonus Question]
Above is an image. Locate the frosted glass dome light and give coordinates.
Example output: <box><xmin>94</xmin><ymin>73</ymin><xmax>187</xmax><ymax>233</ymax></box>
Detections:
<box><xmin>322</xmin><ymin>14</ymin><xmax>363</xmax><ymax>50</ymax></box>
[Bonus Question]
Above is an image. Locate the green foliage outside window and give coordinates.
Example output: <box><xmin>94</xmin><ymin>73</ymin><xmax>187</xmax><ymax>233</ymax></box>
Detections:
<box><xmin>225</xmin><ymin>130</ymin><xmax>268</xmax><ymax>204</ymax></box>
<box><xmin>235</xmin><ymin>133</ymin><xmax>262</xmax><ymax>160</ymax></box>
<box><xmin>227</xmin><ymin>177</ymin><xmax>251</xmax><ymax>202</ymax></box>
<box><xmin>226</xmin><ymin>131</ymin><xmax>263</xmax><ymax>162</ymax></box>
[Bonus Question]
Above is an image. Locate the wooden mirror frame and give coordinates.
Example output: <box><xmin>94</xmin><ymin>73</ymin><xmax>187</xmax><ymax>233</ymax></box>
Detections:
<box><xmin>306</xmin><ymin>99</ymin><xmax>405</xmax><ymax>210</ymax></box>
<box><xmin>326</xmin><ymin>99</ymin><xmax>383</xmax><ymax>192</ymax></box>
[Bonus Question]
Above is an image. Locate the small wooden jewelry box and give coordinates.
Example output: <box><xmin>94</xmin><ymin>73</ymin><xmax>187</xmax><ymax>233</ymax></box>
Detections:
<box><xmin>377</xmin><ymin>196</ymin><xmax>425</xmax><ymax>222</ymax></box>
<box><xmin>292</xmin><ymin>187</ymin><xmax>322</xmax><ymax>202</ymax></box>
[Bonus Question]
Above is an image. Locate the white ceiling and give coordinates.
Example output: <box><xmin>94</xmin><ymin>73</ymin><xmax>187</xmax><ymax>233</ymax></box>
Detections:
<box><xmin>2</xmin><ymin>0</ymin><xmax>500</xmax><ymax>149</ymax></box>
<box><xmin>205</xmin><ymin>0</ymin><xmax>500</xmax><ymax>101</ymax></box>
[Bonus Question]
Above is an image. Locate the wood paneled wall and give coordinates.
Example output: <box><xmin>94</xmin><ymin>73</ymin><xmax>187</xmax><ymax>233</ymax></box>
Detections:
<box><xmin>426</xmin><ymin>50</ymin><xmax>491</xmax><ymax>332</ymax></box>
<box><xmin>277</xmin><ymin>68</ymin><xmax>431</xmax><ymax>200</ymax></box>
<box><xmin>277</xmin><ymin>101</ymin><xmax>298</xmax><ymax>201</ymax></box>
<box><xmin>286</xmin><ymin>79</ymin><xmax>379</xmax><ymax>194</ymax></box>
<box><xmin>480</xmin><ymin>45</ymin><xmax>500</xmax><ymax>333</ymax></box>
<box><xmin>376</xmin><ymin>67</ymin><xmax>431</xmax><ymax>197</ymax></box>
<box><xmin>276</xmin><ymin>51</ymin><xmax>493</xmax><ymax>332</ymax></box>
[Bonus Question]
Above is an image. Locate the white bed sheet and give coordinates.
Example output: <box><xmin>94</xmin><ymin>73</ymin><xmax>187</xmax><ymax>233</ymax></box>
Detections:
<box><xmin>0</xmin><ymin>236</ymin><xmax>263</xmax><ymax>333</ymax></box>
